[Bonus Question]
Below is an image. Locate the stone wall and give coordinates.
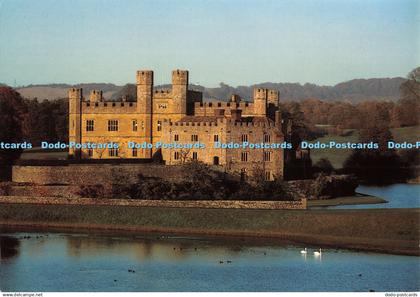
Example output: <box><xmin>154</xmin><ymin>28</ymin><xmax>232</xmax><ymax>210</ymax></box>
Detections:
<box><xmin>12</xmin><ymin>164</ymin><xmax>188</xmax><ymax>185</ymax></box>
<box><xmin>0</xmin><ymin>195</ymin><xmax>307</xmax><ymax>210</ymax></box>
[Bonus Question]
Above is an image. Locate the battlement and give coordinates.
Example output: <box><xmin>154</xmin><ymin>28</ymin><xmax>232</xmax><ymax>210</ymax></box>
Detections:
<box><xmin>194</xmin><ymin>101</ymin><xmax>252</xmax><ymax>108</ymax></box>
<box><xmin>81</xmin><ymin>101</ymin><xmax>137</xmax><ymax>113</ymax></box>
<box><xmin>172</xmin><ymin>69</ymin><xmax>189</xmax><ymax>85</ymax></box>
<box><xmin>153</xmin><ymin>89</ymin><xmax>172</xmax><ymax>99</ymax></box>
<box><xmin>253</xmin><ymin>88</ymin><xmax>268</xmax><ymax>100</ymax></box>
<box><xmin>69</xmin><ymin>88</ymin><xmax>82</xmax><ymax>99</ymax></box>
<box><xmin>268</xmin><ymin>89</ymin><xmax>280</xmax><ymax>106</ymax></box>
<box><xmin>165</xmin><ymin>117</ymin><xmax>274</xmax><ymax>128</ymax></box>
<box><xmin>136</xmin><ymin>70</ymin><xmax>154</xmax><ymax>85</ymax></box>
<box><xmin>89</xmin><ymin>89</ymin><xmax>103</xmax><ymax>102</ymax></box>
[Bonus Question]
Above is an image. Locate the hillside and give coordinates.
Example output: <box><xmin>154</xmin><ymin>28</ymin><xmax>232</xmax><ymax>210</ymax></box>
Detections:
<box><xmin>15</xmin><ymin>77</ymin><xmax>406</xmax><ymax>102</ymax></box>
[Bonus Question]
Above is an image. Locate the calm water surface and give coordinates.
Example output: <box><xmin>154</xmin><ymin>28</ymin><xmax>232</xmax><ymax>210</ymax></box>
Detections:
<box><xmin>331</xmin><ymin>183</ymin><xmax>420</xmax><ymax>209</ymax></box>
<box><xmin>0</xmin><ymin>231</ymin><xmax>419</xmax><ymax>292</ymax></box>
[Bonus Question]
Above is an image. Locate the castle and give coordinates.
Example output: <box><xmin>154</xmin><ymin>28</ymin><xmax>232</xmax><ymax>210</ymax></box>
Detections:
<box><xmin>69</xmin><ymin>70</ymin><xmax>295</xmax><ymax>181</ymax></box>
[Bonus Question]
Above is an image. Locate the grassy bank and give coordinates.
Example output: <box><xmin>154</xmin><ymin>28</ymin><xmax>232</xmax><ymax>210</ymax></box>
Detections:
<box><xmin>0</xmin><ymin>203</ymin><xmax>418</xmax><ymax>256</ymax></box>
<box><xmin>311</xmin><ymin>126</ymin><xmax>419</xmax><ymax>169</ymax></box>
<box><xmin>307</xmin><ymin>194</ymin><xmax>387</xmax><ymax>207</ymax></box>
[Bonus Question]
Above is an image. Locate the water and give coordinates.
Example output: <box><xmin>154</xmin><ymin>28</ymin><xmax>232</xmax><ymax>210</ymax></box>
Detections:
<box><xmin>0</xmin><ymin>232</ymin><xmax>419</xmax><ymax>292</ymax></box>
<box><xmin>331</xmin><ymin>183</ymin><xmax>420</xmax><ymax>209</ymax></box>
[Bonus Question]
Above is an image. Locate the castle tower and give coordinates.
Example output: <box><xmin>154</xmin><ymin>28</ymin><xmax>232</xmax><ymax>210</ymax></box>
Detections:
<box><xmin>136</xmin><ymin>70</ymin><xmax>154</xmax><ymax>158</ymax></box>
<box><xmin>171</xmin><ymin>69</ymin><xmax>188</xmax><ymax>115</ymax></box>
<box><xmin>89</xmin><ymin>90</ymin><xmax>103</xmax><ymax>102</ymax></box>
<box><xmin>253</xmin><ymin>88</ymin><xmax>267</xmax><ymax>116</ymax></box>
<box><xmin>69</xmin><ymin>88</ymin><xmax>82</xmax><ymax>159</ymax></box>
<box><xmin>268</xmin><ymin>90</ymin><xmax>279</xmax><ymax>107</ymax></box>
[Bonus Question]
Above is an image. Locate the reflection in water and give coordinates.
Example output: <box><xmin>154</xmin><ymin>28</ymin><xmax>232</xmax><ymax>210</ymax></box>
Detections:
<box><xmin>0</xmin><ymin>231</ymin><xmax>419</xmax><ymax>292</ymax></box>
<box><xmin>0</xmin><ymin>236</ymin><xmax>20</xmax><ymax>259</ymax></box>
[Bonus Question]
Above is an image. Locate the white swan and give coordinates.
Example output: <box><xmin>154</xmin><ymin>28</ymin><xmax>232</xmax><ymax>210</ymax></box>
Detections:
<box><xmin>300</xmin><ymin>248</ymin><xmax>307</xmax><ymax>254</ymax></box>
<box><xmin>314</xmin><ymin>248</ymin><xmax>322</xmax><ymax>256</ymax></box>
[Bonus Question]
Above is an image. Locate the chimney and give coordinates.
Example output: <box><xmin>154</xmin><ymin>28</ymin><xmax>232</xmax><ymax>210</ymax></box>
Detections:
<box><xmin>275</xmin><ymin>110</ymin><xmax>282</xmax><ymax>128</ymax></box>
<box><xmin>230</xmin><ymin>94</ymin><xmax>241</xmax><ymax>103</ymax></box>
<box><xmin>231</xmin><ymin>109</ymin><xmax>242</xmax><ymax>122</ymax></box>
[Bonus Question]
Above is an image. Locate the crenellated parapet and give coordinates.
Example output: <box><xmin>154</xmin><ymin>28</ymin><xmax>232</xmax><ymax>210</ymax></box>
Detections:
<box><xmin>153</xmin><ymin>89</ymin><xmax>172</xmax><ymax>99</ymax></box>
<box><xmin>81</xmin><ymin>101</ymin><xmax>138</xmax><ymax>114</ymax></box>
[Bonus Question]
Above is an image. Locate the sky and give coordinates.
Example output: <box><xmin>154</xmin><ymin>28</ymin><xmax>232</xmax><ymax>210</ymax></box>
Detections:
<box><xmin>0</xmin><ymin>0</ymin><xmax>418</xmax><ymax>87</ymax></box>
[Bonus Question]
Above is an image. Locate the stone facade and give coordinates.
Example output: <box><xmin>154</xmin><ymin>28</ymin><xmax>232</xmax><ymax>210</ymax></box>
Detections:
<box><xmin>69</xmin><ymin>69</ymin><xmax>292</xmax><ymax>180</ymax></box>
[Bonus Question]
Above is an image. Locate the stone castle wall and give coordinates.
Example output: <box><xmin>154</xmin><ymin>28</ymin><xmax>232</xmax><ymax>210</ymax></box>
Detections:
<box><xmin>12</xmin><ymin>164</ymin><xmax>188</xmax><ymax>185</ymax></box>
<box><xmin>0</xmin><ymin>195</ymin><xmax>307</xmax><ymax>210</ymax></box>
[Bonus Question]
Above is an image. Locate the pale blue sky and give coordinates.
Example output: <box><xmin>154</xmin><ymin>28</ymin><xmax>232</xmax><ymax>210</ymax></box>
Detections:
<box><xmin>0</xmin><ymin>0</ymin><xmax>418</xmax><ymax>87</ymax></box>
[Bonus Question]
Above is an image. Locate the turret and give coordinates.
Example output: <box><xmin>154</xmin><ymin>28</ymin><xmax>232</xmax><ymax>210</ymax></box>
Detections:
<box><xmin>89</xmin><ymin>90</ymin><xmax>103</xmax><ymax>102</ymax></box>
<box><xmin>136</xmin><ymin>70</ymin><xmax>154</xmax><ymax>158</ymax></box>
<box><xmin>136</xmin><ymin>70</ymin><xmax>153</xmax><ymax>114</ymax></box>
<box><xmin>268</xmin><ymin>89</ymin><xmax>279</xmax><ymax>107</ymax></box>
<box><xmin>253</xmin><ymin>88</ymin><xmax>267</xmax><ymax>116</ymax></box>
<box><xmin>172</xmin><ymin>69</ymin><xmax>188</xmax><ymax>115</ymax></box>
<box><xmin>69</xmin><ymin>88</ymin><xmax>83</xmax><ymax>159</ymax></box>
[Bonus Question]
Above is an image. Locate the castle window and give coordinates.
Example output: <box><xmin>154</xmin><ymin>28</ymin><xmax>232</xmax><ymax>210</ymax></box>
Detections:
<box><xmin>213</xmin><ymin>156</ymin><xmax>219</xmax><ymax>165</ymax></box>
<box><xmin>241</xmin><ymin>134</ymin><xmax>248</xmax><ymax>142</ymax></box>
<box><xmin>218</xmin><ymin>102</ymin><xmax>221</xmax><ymax>107</ymax></box>
<box><xmin>108</xmin><ymin>147</ymin><xmax>119</xmax><ymax>157</ymax></box>
<box><xmin>132</xmin><ymin>120</ymin><xmax>138</xmax><ymax>132</ymax></box>
<box><xmin>264</xmin><ymin>151</ymin><xmax>271</xmax><ymax>162</ymax></box>
<box><xmin>157</xmin><ymin>121</ymin><xmax>162</xmax><ymax>131</ymax></box>
<box><xmin>112</xmin><ymin>103</ymin><xmax>116</xmax><ymax>107</ymax></box>
<box><xmin>264</xmin><ymin>134</ymin><xmax>271</xmax><ymax>143</ymax></box>
<box><xmin>108</xmin><ymin>120</ymin><xmax>119</xmax><ymax>131</ymax></box>
<box><xmin>132</xmin><ymin>147</ymin><xmax>138</xmax><ymax>157</ymax></box>
<box><xmin>87</xmin><ymin>149</ymin><xmax>93</xmax><ymax>158</ymax></box>
<box><xmin>174</xmin><ymin>134</ymin><xmax>179</xmax><ymax>142</ymax></box>
<box><xmin>192</xmin><ymin>152</ymin><xmax>198</xmax><ymax>160</ymax></box>
<box><xmin>191</xmin><ymin>134</ymin><xmax>198</xmax><ymax>142</ymax></box>
<box><xmin>265</xmin><ymin>171</ymin><xmax>272</xmax><ymax>181</ymax></box>
<box><xmin>86</xmin><ymin>120</ymin><xmax>94</xmax><ymax>132</ymax></box>
<box><xmin>240</xmin><ymin>168</ymin><xmax>247</xmax><ymax>181</ymax></box>
<box><xmin>141</xmin><ymin>121</ymin><xmax>144</xmax><ymax>129</ymax></box>
<box><xmin>174</xmin><ymin>151</ymin><xmax>180</xmax><ymax>160</ymax></box>
<box><xmin>129</xmin><ymin>103</ymin><xmax>133</xmax><ymax>107</ymax></box>
<box><xmin>214</xmin><ymin>134</ymin><xmax>219</xmax><ymax>142</ymax></box>
<box><xmin>241</xmin><ymin>152</ymin><xmax>248</xmax><ymax>162</ymax></box>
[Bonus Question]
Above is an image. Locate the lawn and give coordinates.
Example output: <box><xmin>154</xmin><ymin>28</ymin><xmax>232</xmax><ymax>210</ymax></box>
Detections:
<box><xmin>310</xmin><ymin>126</ymin><xmax>419</xmax><ymax>169</ymax></box>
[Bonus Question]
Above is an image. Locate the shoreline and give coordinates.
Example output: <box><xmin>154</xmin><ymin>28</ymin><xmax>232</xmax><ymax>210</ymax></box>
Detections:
<box><xmin>0</xmin><ymin>220</ymin><xmax>418</xmax><ymax>256</ymax></box>
<box><xmin>0</xmin><ymin>203</ymin><xmax>419</xmax><ymax>256</ymax></box>
<box><xmin>307</xmin><ymin>194</ymin><xmax>387</xmax><ymax>207</ymax></box>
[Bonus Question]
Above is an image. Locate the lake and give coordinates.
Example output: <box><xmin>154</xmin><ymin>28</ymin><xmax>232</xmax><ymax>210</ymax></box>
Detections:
<box><xmin>332</xmin><ymin>183</ymin><xmax>420</xmax><ymax>209</ymax></box>
<box><xmin>0</xmin><ymin>231</ymin><xmax>419</xmax><ymax>292</ymax></box>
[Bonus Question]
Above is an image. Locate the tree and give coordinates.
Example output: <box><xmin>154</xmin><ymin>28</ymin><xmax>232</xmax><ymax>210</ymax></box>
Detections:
<box><xmin>0</xmin><ymin>87</ymin><xmax>28</xmax><ymax>165</ymax></box>
<box><xmin>343</xmin><ymin>125</ymin><xmax>405</xmax><ymax>184</ymax></box>
<box><xmin>313</xmin><ymin>158</ymin><xmax>334</xmax><ymax>175</ymax></box>
<box><xmin>396</xmin><ymin>67</ymin><xmax>420</xmax><ymax>127</ymax></box>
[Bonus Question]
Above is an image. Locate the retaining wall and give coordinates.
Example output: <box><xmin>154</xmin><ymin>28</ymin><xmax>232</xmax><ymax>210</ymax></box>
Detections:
<box><xmin>0</xmin><ymin>196</ymin><xmax>307</xmax><ymax>210</ymax></box>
